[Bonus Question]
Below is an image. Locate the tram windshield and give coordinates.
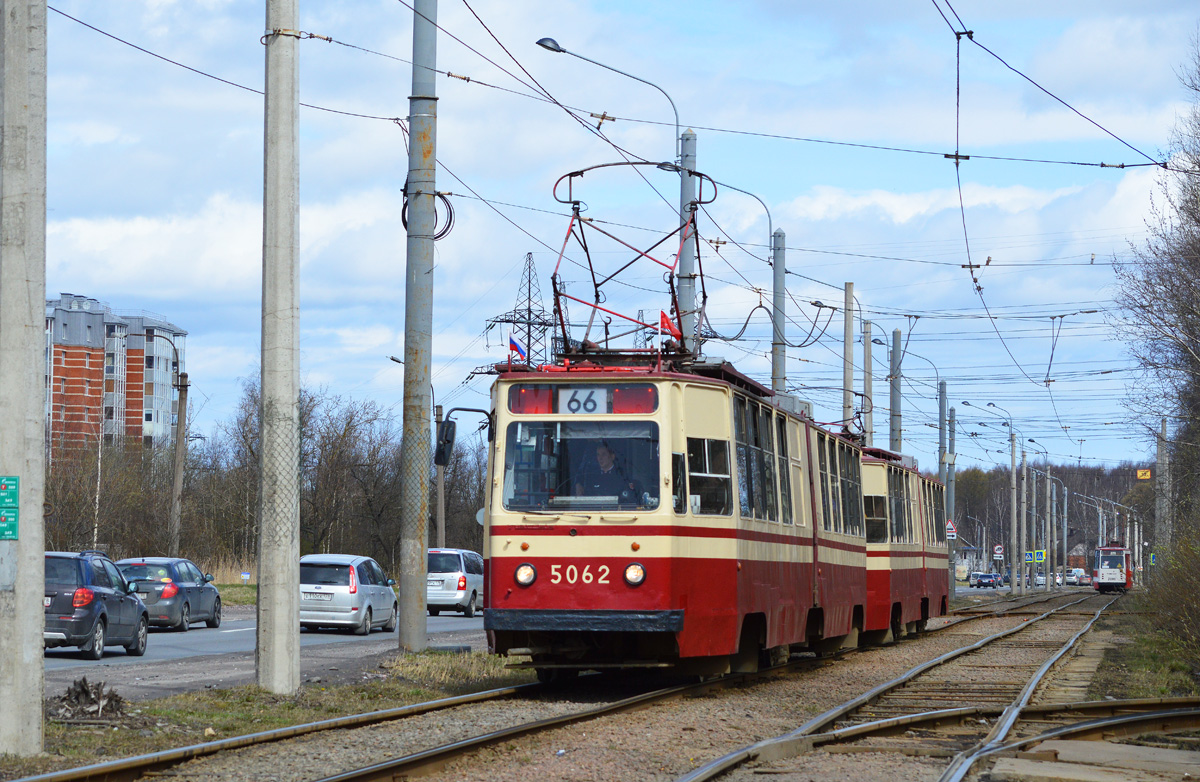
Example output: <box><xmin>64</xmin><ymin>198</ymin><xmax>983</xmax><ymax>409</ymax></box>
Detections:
<box><xmin>1098</xmin><ymin>554</ymin><xmax>1124</xmax><ymax>569</ymax></box>
<box><xmin>502</xmin><ymin>421</ymin><xmax>660</xmax><ymax>511</ymax></box>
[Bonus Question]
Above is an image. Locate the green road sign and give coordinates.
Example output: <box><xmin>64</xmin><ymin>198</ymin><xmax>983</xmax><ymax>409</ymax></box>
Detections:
<box><xmin>0</xmin><ymin>476</ymin><xmax>18</xmax><ymax>507</ymax></box>
<box><xmin>0</xmin><ymin>507</ymin><xmax>17</xmax><ymax>540</ymax></box>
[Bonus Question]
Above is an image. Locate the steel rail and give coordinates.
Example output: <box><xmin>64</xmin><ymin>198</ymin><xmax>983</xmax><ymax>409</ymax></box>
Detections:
<box><xmin>939</xmin><ymin>595</ymin><xmax>1118</xmax><ymax>782</ymax></box>
<box><xmin>14</xmin><ymin>682</ymin><xmax>545</xmax><ymax>782</ymax></box>
<box><xmin>16</xmin><ymin>592</ymin><xmax>1083</xmax><ymax>782</ymax></box>
<box><xmin>296</xmin><ymin>591</ymin><xmax>1072</xmax><ymax>782</ymax></box>
<box><xmin>988</xmin><ymin>706</ymin><xmax>1200</xmax><ymax>750</ymax></box>
<box><xmin>798</xmin><ymin>696</ymin><xmax>1200</xmax><ymax>752</ymax></box>
<box><xmin>673</xmin><ymin>593</ymin><xmax>1099</xmax><ymax>782</ymax></box>
<box><xmin>307</xmin><ymin>667</ymin><xmax>790</xmax><ymax>782</ymax></box>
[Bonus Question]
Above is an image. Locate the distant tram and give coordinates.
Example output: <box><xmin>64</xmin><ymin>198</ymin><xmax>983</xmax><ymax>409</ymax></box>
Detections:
<box><xmin>1093</xmin><ymin>545</ymin><xmax>1132</xmax><ymax>593</ymax></box>
<box><xmin>452</xmin><ymin>359</ymin><xmax>949</xmax><ymax>681</ymax></box>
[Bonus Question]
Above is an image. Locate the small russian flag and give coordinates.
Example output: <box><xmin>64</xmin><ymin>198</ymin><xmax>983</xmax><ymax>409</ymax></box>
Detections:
<box><xmin>508</xmin><ymin>332</ymin><xmax>528</xmax><ymax>360</ymax></box>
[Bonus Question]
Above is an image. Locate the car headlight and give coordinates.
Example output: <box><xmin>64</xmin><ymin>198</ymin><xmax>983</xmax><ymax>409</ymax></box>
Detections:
<box><xmin>515</xmin><ymin>563</ymin><xmax>536</xmax><ymax>586</ymax></box>
<box><xmin>624</xmin><ymin>563</ymin><xmax>645</xmax><ymax>586</ymax></box>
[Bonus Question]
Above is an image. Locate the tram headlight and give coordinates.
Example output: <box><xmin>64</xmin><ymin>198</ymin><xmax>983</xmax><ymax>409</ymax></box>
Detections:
<box><xmin>514</xmin><ymin>563</ymin><xmax>537</xmax><ymax>586</ymax></box>
<box><xmin>624</xmin><ymin>562</ymin><xmax>646</xmax><ymax>586</ymax></box>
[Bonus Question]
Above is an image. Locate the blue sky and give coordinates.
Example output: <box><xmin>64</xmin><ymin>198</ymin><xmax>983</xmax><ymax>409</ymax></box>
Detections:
<box><xmin>43</xmin><ymin>1</ymin><xmax>1199</xmax><ymax>474</ymax></box>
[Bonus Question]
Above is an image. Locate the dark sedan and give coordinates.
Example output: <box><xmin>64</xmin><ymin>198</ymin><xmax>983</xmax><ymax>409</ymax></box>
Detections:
<box><xmin>45</xmin><ymin>550</ymin><xmax>149</xmax><ymax>658</ymax></box>
<box><xmin>976</xmin><ymin>573</ymin><xmax>1001</xmax><ymax>588</ymax></box>
<box><xmin>116</xmin><ymin>557</ymin><xmax>222</xmax><ymax>631</ymax></box>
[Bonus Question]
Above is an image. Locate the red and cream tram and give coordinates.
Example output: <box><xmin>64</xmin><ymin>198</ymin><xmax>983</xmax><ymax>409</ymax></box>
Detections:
<box><xmin>476</xmin><ymin>360</ymin><xmax>949</xmax><ymax>680</ymax></box>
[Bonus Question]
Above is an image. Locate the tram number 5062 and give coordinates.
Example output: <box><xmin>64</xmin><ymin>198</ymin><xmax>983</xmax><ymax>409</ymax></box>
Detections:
<box><xmin>550</xmin><ymin>564</ymin><xmax>610</xmax><ymax>585</ymax></box>
<box><xmin>563</xmin><ymin>389</ymin><xmax>600</xmax><ymax>414</ymax></box>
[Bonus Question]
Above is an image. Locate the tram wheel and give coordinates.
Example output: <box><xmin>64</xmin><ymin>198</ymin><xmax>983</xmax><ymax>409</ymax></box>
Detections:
<box><xmin>535</xmin><ymin>668</ymin><xmax>579</xmax><ymax>685</ymax></box>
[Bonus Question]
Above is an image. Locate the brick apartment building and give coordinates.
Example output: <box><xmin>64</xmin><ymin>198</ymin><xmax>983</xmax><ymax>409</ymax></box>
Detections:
<box><xmin>45</xmin><ymin>293</ymin><xmax>187</xmax><ymax>461</ymax></box>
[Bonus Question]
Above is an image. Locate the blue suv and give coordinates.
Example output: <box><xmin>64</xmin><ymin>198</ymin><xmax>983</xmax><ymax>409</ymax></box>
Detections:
<box><xmin>44</xmin><ymin>550</ymin><xmax>149</xmax><ymax>659</ymax></box>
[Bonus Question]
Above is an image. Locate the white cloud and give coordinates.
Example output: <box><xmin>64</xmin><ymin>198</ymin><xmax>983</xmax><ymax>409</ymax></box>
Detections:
<box><xmin>781</xmin><ymin>183</ymin><xmax>1083</xmax><ymax>225</ymax></box>
<box><xmin>48</xmin><ymin>193</ymin><xmax>262</xmax><ymax>297</ymax></box>
<box><xmin>52</xmin><ymin>121</ymin><xmax>138</xmax><ymax>147</ymax></box>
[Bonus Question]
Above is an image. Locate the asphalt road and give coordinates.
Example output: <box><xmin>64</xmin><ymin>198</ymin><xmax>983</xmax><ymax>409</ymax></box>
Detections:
<box><xmin>43</xmin><ymin>607</ymin><xmax>485</xmax><ymax>671</ymax></box>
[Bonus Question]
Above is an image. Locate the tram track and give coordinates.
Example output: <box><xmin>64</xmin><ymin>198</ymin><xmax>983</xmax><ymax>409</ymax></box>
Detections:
<box><xmin>675</xmin><ymin>592</ymin><xmax>1122</xmax><ymax>781</ymax></box>
<box><xmin>12</xmin><ymin>589</ymin><xmax>1096</xmax><ymax>782</ymax></box>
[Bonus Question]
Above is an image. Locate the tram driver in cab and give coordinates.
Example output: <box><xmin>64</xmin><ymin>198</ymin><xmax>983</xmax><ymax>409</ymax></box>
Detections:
<box><xmin>574</xmin><ymin>442</ymin><xmax>641</xmax><ymax>501</ymax></box>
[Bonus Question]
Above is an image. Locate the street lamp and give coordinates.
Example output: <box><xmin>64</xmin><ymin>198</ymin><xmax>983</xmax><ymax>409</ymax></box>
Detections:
<box><xmin>701</xmin><ymin>179</ymin><xmax>789</xmax><ymax>393</ymax></box>
<box><xmin>1026</xmin><ymin>440</ymin><xmax>1049</xmax><ymax>591</ymax></box>
<box><xmin>146</xmin><ymin>332</ymin><xmax>188</xmax><ymax>558</ymax></box>
<box><xmin>535</xmin><ymin>37</ymin><xmax>680</xmax><ymax>161</ymax></box>
<box><xmin>537</xmin><ymin>37</ymin><xmax>699</xmax><ymax>350</ymax></box>
<box><xmin>964</xmin><ymin>400</ymin><xmax>1022</xmax><ymax>595</ymax></box>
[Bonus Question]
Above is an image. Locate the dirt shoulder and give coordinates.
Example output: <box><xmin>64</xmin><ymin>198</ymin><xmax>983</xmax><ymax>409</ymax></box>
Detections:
<box><xmin>44</xmin><ymin>606</ymin><xmax>488</xmax><ymax>701</ymax></box>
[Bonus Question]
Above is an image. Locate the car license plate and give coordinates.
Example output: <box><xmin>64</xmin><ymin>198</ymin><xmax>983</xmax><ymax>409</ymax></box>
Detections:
<box><xmin>302</xmin><ymin>592</ymin><xmax>332</xmax><ymax>601</ymax></box>
<box><xmin>427</xmin><ymin>579</ymin><xmax>441</xmax><ymax>587</ymax></box>
<box><xmin>43</xmin><ymin>596</ymin><xmax>51</xmax><ymax>607</ymax></box>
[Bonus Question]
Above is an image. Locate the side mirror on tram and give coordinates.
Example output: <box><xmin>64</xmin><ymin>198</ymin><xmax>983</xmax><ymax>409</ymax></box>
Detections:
<box><xmin>434</xmin><ymin>419</ymin><xmax>457</xmax><ymax>466</ymax></box>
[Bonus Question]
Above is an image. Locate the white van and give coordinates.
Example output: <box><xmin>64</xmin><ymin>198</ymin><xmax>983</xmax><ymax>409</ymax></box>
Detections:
<box><xmin>426</xmin><ymin>548</ymin><xmax>485</xmax><ymax>617</ymax></box>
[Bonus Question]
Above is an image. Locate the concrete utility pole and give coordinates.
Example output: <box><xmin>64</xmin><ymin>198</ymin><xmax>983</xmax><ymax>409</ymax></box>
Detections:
<box><xmin>937</xmin><ymin>381</ymin><xmax>947</xmax><ymax>483</ymax></box>
<box><xmin>0</xmin><ymin>0</ymin><xmax>47</xmax><ymax>756</ymax></box>
<box><xmin>434</xmin><ymin>404</ymin><xmax>445</xmax><ymax>548</ymax></box>
<box><xmin>257</xmin><ymin>0</ymin><xmax>301</xmax><ymax>694</ymax></box>
<box><xmin>398</xmin><ymin>0</ymin><xmax>438</xmax><ymax>653</ymax></box>
<box><xmin>842</xmin><ymin>283</ymin><xmax>854</xmax><ymax>429</ymax></box>
<box><xmin>863</xmin><ymin>321</ymin><xmax>873</xmax><ymax>447</ymax></box>
<box><xmin>1050</xmin><ymin>481</ymin><xmax>1058</xmax><ymax>589</ymax></box>
<box><xmin>678</xmin><ymin>130</ymin><xmax>698</xmax><ymax>352</ymax></box>
<box><xmin>1030</xmin><ymin>470</ymin><xmax>1037</xmax><ymax>560</ymax></box>
<box><xmin>947</xmin><ymin>406</ymin><xmax>956</xmax><ymax>593</ymax></box>
<box><xmin>1043</xmin><ymin>468</ymin><xmax>1051</xmax><ymax>590</ymax></box>
<box><xmin>1157</xmin><ymin>418</ymin><xmax>1170</xmax><ymax>549</ymax></box>
<box><xmin>1061</xmin><ymin>487</ymin><xmax>1068</xmax><ymax>587</ymax></box>
<box><xmin>889</xmin><ymin>329</ymin><xmax>901</xmax><ymax>452</ymax></box>
<box><xmin>1009</xmin><ymin>431</ymin><xmax>1017</xmax><ymax>596</ymax></box>
<box><xmin>168</xmin><ymin>373</ymin><xmax>189</xmax><ymax>557</ymax></box>
<box><xmin>770</xmin><ymin>229</ymin><xmax>786</xmax><ymax>393</ymax></box>
<box><xmin>947</xmin><ymin>407</ymin><xmax>956</xmax><ymax>523</ymax></box>
<box><xmin>1019</xmin><ymin>451</ymin><xmax>1027</xmax><ymax>596</ymax></box>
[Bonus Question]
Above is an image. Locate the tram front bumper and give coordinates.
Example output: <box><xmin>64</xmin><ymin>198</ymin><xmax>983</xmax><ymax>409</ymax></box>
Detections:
<box><xmin>484</xmin><ymin>608</ymin><xmax>684</xmax><ymax>633</ymax></box>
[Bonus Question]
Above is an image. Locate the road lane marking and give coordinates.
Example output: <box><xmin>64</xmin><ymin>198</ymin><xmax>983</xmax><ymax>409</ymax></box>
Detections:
<box><xmin>219</xmin><ymin>627</ymin><xmax>255</xmax><ymax>633</ymax></box>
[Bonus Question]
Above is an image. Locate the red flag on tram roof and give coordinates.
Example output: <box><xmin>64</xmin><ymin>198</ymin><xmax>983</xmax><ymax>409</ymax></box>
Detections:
<box><xmin>659</xmin><ymin>310</ymin><xmax>682</xmax><ymax>339</ymax></box>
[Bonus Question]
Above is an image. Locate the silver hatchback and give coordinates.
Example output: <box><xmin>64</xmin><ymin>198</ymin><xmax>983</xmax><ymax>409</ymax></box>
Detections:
<box><xmin>427</xmin><ymin>549</ymin><xmax>484</xmax><ymax>617</ymax></box>
<box><xmin>299</xmin><ymin>554</ymin><xmax>397</xmax><ymax>634</ymax></box>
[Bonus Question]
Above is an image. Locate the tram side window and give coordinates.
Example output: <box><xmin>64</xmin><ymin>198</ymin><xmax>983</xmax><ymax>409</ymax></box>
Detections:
<box><xmin>905</xmin><ymin>480</ymin><xmax>917</xmax><ymax>543</ymax></box>
<box><xmin>821</xmin><ymin>434</ymin><xmax>842</xmax><ymax>532</ymax></box>
<box><xmin>686</xmin><ymin>437</ymin><xmax>732</xmax><ymax>515</ymax></box>
<box><xmin>758</xmin><ymin>406</ymin><xmax>778</xmax><ymax>522</ymax></box>
<box><xmin>776</xmin><ymin>417</ymin><xmax>793</xmax><ymax>525</ymax></box>
<box><xmin>735</xmin><ymin>397</ymin><xmax>754</xmax><ymax>518</ymax></box>
<box><xmin>672</xmin><ymin>453</ymin><xmax>687</xmax><ymax>514</ymax></box>
<box><xmin>864</xmin><ymin>496</ymin><xmax>888</xmax><ymax>543</ymax></box>
<box><xmin>838</xmin><ymin>442</ymin><xmax>863</xmax><ymax>537</ymax></box>
<box><xmin>734</xmin><ymin>397</ymin><xmax>778</xmax><ymax>521</ymax></box>
<box><xmin>933</xmin><ymin>484</ymin><xmax>946</xmax><ymax>543</ymax></box>
<box><xmin>922</xmin><ymin>483</ymin><xmax>933</xmax><ymax>544</ymax></box>
<box><xmin>817</xmin><ymin>434</ymin><xmax>832</xmax><ymax>530</ymax></box>
<box><xmin>888</xmin><ymin>468</ymin><xmax>906</xmax><ymax>543</ymax></box>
